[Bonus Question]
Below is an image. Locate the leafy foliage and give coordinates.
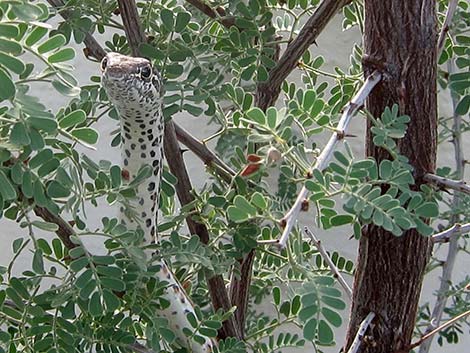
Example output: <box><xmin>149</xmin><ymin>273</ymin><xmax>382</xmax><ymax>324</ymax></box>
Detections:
<box><xmin>0</xmin><ymin>0</ymin><xmax>468</xmax><ymax>353</ymax></box>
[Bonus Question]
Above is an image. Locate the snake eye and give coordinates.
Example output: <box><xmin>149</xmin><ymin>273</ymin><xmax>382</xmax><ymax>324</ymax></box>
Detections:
<box><xmin>140</xmin><ymin>65</ymin><xmax>152</xmax><ymax>80</ymax></box>
<box><xmin>100</xmin><ymin>57</ymin><xmax>108</xmax><ymax>71</ymax></box>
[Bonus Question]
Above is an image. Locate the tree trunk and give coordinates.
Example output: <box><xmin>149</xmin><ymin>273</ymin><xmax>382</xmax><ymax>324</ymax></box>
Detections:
<box><xmin>345</xmin><ymin>1</ymin><xmax>437</xmax><ymax>353</ymax></box>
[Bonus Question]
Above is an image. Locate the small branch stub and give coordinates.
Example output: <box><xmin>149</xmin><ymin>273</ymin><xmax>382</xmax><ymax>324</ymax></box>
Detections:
<box><xmin>347</xmin><ymin>312</ymin><xmax>376</xmax><ymax>353</ymax></box>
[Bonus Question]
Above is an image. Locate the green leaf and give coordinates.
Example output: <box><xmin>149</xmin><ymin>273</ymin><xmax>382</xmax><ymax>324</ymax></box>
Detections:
<box><xmin>272</xmin><ymin>287</ymin><xmax>281</xmax><ymax>305</ymax></box>
<box><xmin>103</xmin><ymin>289</ymin><xmax>120</xmax><ymax>312</ymax></box>
<box><xmin>47</xmin><ymin>180</ymin><xmax>70</xmax><ymax>198</ymax></box>
<box><xmin>246</xmin><ymin>107</ymin><xmax>266</xmax><ymax>125</ymax></box>
<box><xmin>0</xmin><ymin>170</ymin><xmax>17</xmax><ymax>200</ymax></box>
<box><xmin>0</xmin><ymin>24</ymin><xmax>19</xmax><ymax>38</ymax></box>
<box><xmin>330</xmin><ymin>215</ymin><xmax>353</xmax><ymax>226</ymax></box>
<box><xmin>233</xmin><ymin>195</ymin><xmax>257</xmax><ymax>215</ymax></box>
<box><xmin>303</xmin><ymin>318</ymin><xmax>317</xmax><ymax>341</ymax></box>
<box><xmin>317</xmin><ymin>320</ymin><xmax>334</xmax><ymax>344</ymax></box>
<box><xmin>0</xmin><ymin>68</ymin><xmax>15</xmax><ymax>101</ymax></box>
<box><xmin>27</xmin><ymin>117</ymin><xmax>57</xmax><ymax>133</ymax></box>
<box><xmin>25</xmin><ymin>26</ymin><xmax>48</xmax><ymax>46</ymax></box>
<box><xmin>47</xmin><ymin>48</ymin><xmax>75</xmax><ymax>63</ymax></box>
<box><xmin>0</xmin><ymin>38</ymin><xmax>22</xmax><ymax>55</ymax></box>
<box><xmin>321</xmin><ymin>307</ymin><xmax>342</xmax><ymax>327</ymax></box>
<box><xmin>71</xmin><ymin>128</ymin><xmax>99</xmax><ymax>145</ymax></box>
<box><xmin>227</xmin><ymin>206</ymin><xmax>249</xmax><ymax>223</ymax></box>
<box><xmin>455</xmin><ymin>95</ymin><xmax>470</xmax><ymax>116</ymax></box>
<box><xmin>160</xmin><ymin>9</ymin><xmax>175</xmax><ymax>31</ymax></box>
<box><xmin>59</xmin><ymin>110</ymin><xmax>86</xmax><ymax>129</ymax></box>
<box><xmin>175</xmin><ymin>12</ymin><xmax>191</xmax><ymax>32</ymax></box>
<box><xmin>12</xmin><ymin>3</ymin><xmax>43</xmax><ymax>21</ymax></box>
<box><xmin>70</xmin><ymin>257</ymin><xmax>88</xmax><ymax>272</ymax></box>
<box><xmin>251</xmin><ymin>192</ymin><xmax>267</xmax><ymax>209</ymax></box>
<box><xmin>415</xmin><ymin>202</ymin><xmax>438</xmax><ymax>218</ymax></box>
<box><xmin>38</xmin><ymin>34</ymin><xmax>67</xmax><ymax>54</ymax></box>
<box><xmin>89</xmin><ymin>292</ymin><xmax>103</xmax><ymax>317</ymax></box>
<box><xmin>32</xmin><ymin>249</ymin><xmax>45</xmax><ymax>274</ymax></box>
<box><xmin>100</xmin><ymin>278</ymin><xmax>125</xmax><ymax>292</ymax></box>
<box><xmin>0</xmin><ymin>52</ymin><xmax>25</xmax><ymax>74</ymax></box>
<box><xmin>11</xmin><ymin>122</ymin><xmax>31</xmax><ymax>146</ymax></box>
<box><xmin>31</xmin><ymin>221</ymin><xmax>59</xmax><ymax>232</ymax></box>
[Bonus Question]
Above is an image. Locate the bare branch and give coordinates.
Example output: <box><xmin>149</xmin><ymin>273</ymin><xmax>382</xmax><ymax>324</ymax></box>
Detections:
<box><xmin>437</xmin><ymin>0</ymin><xmax>458</xmax><ymax>56</ymax></box>
<box><xmin>277</xmin><ymin>71</ymin><xmax>382</xmax><ymax>248</ymax></box>
<box><xmin>432</xmin><ymin>222</ymin><xmax>470</xmax><ymax>244</ymax></box>
<box><xmin>185</xmin><ymin>0</ymin><xmax>236</xmax><ymax>29</ymax></box>
<box><xmin>304</xmin><ymin>227</ymin><xmax>352</xmax><ymax>300</ymax></box>
<box><xmin>33</xmin><ymin>206</ymin><xmax>77</xmax><ymax>250</ymax></box>
<box><xmin>255</xmin><ymin>0</ymin><xmax>352</xmax><ymax>110</ymax></box>
<box><xmin>409</xmin><ymin>310</ymin><xmax>470</xmax><ymax>351</ymax></box>
<box><xmin>423</xmin><ymin>173</ymin><xmax>470</xmax><ymax>195</ymax></box>
<box><xmin>346</xmin><ymin>312</ymin><xmax>375</xmax><ymax>353</ymax></box>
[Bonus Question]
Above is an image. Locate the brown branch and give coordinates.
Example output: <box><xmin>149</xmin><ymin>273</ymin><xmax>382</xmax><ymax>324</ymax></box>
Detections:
<box><xmin>33</xmin><ymin>206</ymin><xmax>77</xmax><ymax>250</ymax></box>
<box><xmin>185</xmin><ymin>0</ymin><xmax>236</xmax><ymax>29</ymax></box>
<box><xmin>407</xmin><ymin>309</ymin><xmax>470</xmax><ymax>351</ymax></box>
<box><xmin>117</xmin><ymin>0</ymin><xmax>240</xmax><ymax>340</ymax></box>
<box><xmin>174</xmin><ymin>123</ymin><xmax>236</xmax><ymax>181</ymax></box>
<box><xmin>255</xmin><ymin>0</ymin><xmax>352</xmax><ymax>110</ymax></box>
<box><xmin>117</xmin><ymin>0</ymin><xmax>146</xmax><ymax>57</ymax></box>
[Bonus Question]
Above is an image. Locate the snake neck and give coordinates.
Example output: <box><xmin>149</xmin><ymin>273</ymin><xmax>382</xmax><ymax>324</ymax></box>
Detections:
<box><xmin>117</xmin><ymin>102</ymin><xmax>164</xmax><ymax>243</ymax></box>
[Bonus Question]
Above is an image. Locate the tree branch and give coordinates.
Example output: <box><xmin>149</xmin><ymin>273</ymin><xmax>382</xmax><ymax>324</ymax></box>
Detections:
<box><xmin>304</xmin><ymin>227</ymin><xmax>352</xmax><ymax>300</ymax></box>
<box><xmin>185</xmin><ymin>0</ymin><xmax>236</xmax><ymax>29</ymax></box>
<box><xmin>255</xmin><ymin>0</ymin><xmax>352</xmax><ymax>110</ymax></box>
<box><xmin>437</xmin><ymin>0</ymin><xmax>458</xmax><ymax>56</ymax></box>
<box><xmin>277</xmin><ymin>70</ymin><xmax>382</xmax><ymax>248</ymax></box>
<box><xmin>346</xmin><ymin>312</ymin><xmax>375</xmax><ymax>353</ymax></box>
<box><xmin>432</xmin><ymin>222</ymin><xmax>470</xmax><ymax>244</ymax></box>
<box><xmin>116</xmin><ymin>0</ymin><xmax>239</xmax><ymax>340</ymax></box>
<box><xmin>423</xmin><ymin>173</ymin><xmax>470</xmax><ymax>195</ymax></box>
<box><xmin>408</xmin><ymin>309</ymin><xmax>470</xmax><ymax>351</ymax></box>
<box><xmin>174</xmin><ymin>123</ymin><xmax>236</xmax><ymax>180</ymax></box>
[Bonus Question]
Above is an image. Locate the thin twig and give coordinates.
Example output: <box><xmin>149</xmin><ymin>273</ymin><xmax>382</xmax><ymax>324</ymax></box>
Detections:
<box><xmin>419</xmin><ymin>58</ymin><xmax>466</xmax><ymax>353</ymax></box>
<box><xmin>304</xmin><ymin>227</ymin><xmax>352</xmax><ymax>300</ymax></box>
<box><xmin>423</xmin><ymin>173</ymin><xmax>470</xmax><ymax>195</ymax></box>
<box><xmin>437</xmin><ymin>0</ymin><xmax>458</xmax><ymax>56</ymax></box>
<box><xmin>432</xmin><ymin>222</ymin><xmax>470</xmax><ymax>244</ymax></box>
<box><xmin>409</xmin><ymin>310</ymin><xmax>470</xmax><ymax>351</ymax></box>
<box><xmin>277</xmin><ymin>70</ymin><xmax>382</xmax><ymax>248</ymax></box>
<box><xmin>346</xmin><ymin>312</ymin><xmax>375</xmax><ymax>353</ymax></box>
<box><xmin>185</xmin><ymin>0</ymin><xmax>236</xmax><ymax>29</ymax></box>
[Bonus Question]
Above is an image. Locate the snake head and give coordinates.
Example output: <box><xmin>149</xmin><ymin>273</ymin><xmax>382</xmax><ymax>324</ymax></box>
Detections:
<box><xmin>101</xmin><ymin>52</ymin><xmax>163</xmax><ymax>112</ymax></box>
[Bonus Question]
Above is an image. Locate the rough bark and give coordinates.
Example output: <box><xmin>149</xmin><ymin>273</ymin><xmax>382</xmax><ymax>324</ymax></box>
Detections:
<box><xmin>344</xmin><ymin>1</ymin><xmax>437</xmax><ymax>353</ymax></box>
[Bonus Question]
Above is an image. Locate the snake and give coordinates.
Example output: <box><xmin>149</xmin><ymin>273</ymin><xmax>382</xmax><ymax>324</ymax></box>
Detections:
<box><xmin>101</xmin><ymin>52</ymin><xmax>215</xmax><ymax>353</ymax></box>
